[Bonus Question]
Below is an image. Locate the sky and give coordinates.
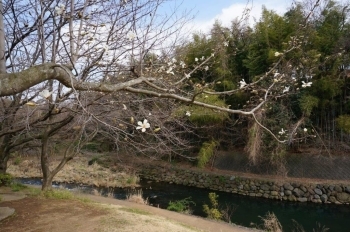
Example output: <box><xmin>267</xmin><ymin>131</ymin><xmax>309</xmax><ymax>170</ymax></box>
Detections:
<box><xmin>168</xmin><ymin>0</ymin><xmax>292</xmax><ymax>33</ymax></box>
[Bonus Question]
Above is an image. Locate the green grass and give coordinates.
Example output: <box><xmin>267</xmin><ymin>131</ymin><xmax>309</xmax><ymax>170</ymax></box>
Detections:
<box><xmin>40</xmin><ymin>189</ymin><xmax>75</xmax><ymax>199</ymax></box>
<box><xmin>10</xmin><ymin>182</ymin><xmax>28</xmax><ymax>192</ymax></box>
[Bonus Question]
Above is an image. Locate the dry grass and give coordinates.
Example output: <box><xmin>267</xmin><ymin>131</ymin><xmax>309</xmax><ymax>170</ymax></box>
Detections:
<box><xmin>7</xmin><ymin>155</ymin><xmax>140</xmax><ymax>188</ymax></box>
<box><xmin>260</xmin><ymin>212</ymin><xmax>283</xmax><ymax>232</ymax></box>
<box><xmin>126</xmin><ymin>189</ymin><xmax>148</xmax><ymax>205</ymax></box>
<box><xmin>245</xmin><ymin>111</ymin><xmax>263</xmax><ymax>165</ymax></box>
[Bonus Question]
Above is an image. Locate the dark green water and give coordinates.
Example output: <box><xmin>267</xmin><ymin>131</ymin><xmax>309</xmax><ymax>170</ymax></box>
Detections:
<box><xmin>21</xmin><ymin>178</ymin><xmax>350</xmax><ymax>232</ymax></box>
<box><xmin>137</xmin><ymin>179</ymin><xmax>349</xmax><ymax>232</ymax></box>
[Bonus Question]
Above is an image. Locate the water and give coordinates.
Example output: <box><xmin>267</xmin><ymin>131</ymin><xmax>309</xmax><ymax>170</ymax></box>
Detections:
<box><xmin>19</xmin><ymin>178</ymin><xmax>350</xmax><ymax>232</ymax></box>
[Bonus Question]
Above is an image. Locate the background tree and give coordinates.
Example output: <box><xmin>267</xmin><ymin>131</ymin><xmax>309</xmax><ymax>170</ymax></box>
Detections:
<box><xmin>1</xmin><ymin>0</ymin><xmax>348</xmax><ymax>189</ymax></box>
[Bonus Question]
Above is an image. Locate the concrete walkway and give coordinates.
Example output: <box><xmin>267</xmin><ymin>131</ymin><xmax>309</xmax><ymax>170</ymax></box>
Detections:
<box><xmin>0</xmin><ymin>192</ymin><xmax>26</xmax><ymax>221</ymax></box>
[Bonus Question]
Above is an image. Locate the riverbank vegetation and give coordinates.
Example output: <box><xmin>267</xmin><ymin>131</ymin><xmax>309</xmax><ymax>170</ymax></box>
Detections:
<box><xmin>0</xmin><ymin>0</ymin><xmax>349</xmax><ymax>204</ymax></box>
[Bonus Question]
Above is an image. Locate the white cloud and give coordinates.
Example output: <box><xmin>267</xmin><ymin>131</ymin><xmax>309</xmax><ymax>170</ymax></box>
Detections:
<box><xmin>187</xmin><ymin>0</ymin><xmax>290</xmax><ymax>34</ymax></box>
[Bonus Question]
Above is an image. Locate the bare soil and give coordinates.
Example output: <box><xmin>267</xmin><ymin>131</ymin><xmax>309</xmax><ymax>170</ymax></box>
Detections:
<box><xmin>0</xmin><ymin>190</ymin><xmax>255</xmax><ymax>232</ymax></box>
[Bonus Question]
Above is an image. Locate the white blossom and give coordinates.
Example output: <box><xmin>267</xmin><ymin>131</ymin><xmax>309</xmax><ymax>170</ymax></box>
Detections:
<box><xmin>180</xmin><ymin>61</ymin><xmax>186</xmax><ymax>68</ymax></box>
<box><xmin>283</xmin><ymin>86</ymin><xmax>290</xmax><ymax>93</ymax></box>
<box><xmin>185</xmin><ymin>73</ymin><xmax>191</xmax><ymax>79</ymax></box>
<box><xmin>136</xmin><ymin>119</ymin><xmax>150</xmax><ymax>132</ymax></box>
<box><xmin>204</xmin><ymin>66</ymin><xmax>209</xmax><ymax>71</ymax></box>
<box><xmin>172</xmin><ymin>58</ymin><xmax>177</xmax><ymax>63</ymax></box>
<box><xmin>279</xmin><ymin>128</ymin><xmax>287</xmax><ymax>135</ymax></box>
<box><xmin>103</xmin><ymin>44</ymin><xmax>109</xmax><ymax>51</ymax></box>
<box><xmin>275</xmin><ymin>52</ymin><xmax>282</xmax><ymax>57</ymax></box>
<box><xmin>39</xmin><ymin>90</ymin><xmax>52</xmax><ymax>99</ymax></box>
<box><xmin>201</xmin><ymin>56</ymin><xmax>205</xmax><ymax>61</ymax></box>
<box><xmin>127</xmin><ymin>31</ymin><xmax>136</xmax><ymax>40</ymax></box>
<box><xmin>301</xmin><ymin>81</ymin><xmax>312</xmax><ymax>88</ymax></box>
<box><xmin>239</xmin><ymin>79</ymin><xmax>247</xmax><ymax>89</ymax></box>
<box><xmin>195</xmin><ymin>57</ymin><xmax>198</xmax><ymax>62</ymax></box>
<box><xmin>303</xmin><ymin>128</ymin><xmax>307</xmax><ymax>132</ymax></box>
<box><xmin>166</xmin><ymin>67</ymin><xmax>174</xmax><ymax>75</ymax></box>
<box><xmin>185</xmin><ymin>111</ymin><xmax>191</xmax><ymax>116</ymax></box>
<box><xmin>55</xmin><ymin>4</ymin><xmax>65</xmax><ymax>15</ymax></box>
<box><xmin>223</xmin><ymin>41</ymin><xmax>229</xmax><ymax>47</ymax></box>
<box><xmin>25</xmin><ymin>101</ymin><xmax>37</xmax><ymax>106</ymax></box>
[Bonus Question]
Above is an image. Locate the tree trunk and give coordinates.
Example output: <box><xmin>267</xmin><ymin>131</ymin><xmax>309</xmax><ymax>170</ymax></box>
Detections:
<box><xmin>0</xmin><ymin>140</ymin><xmax>10</xmax><ymax>174</ymax></box>
<box><xmin>41</xmin><ymin>134</ymin><xmax>53</xmax><ymax>191</ymax></box>
<box><xmin>0</xmin><ymin>2</ymin><xmax>6</xmax><ymax>73</ymax></box>
<box><xmin>40</xmin><ymin>131</ymin><xmax>73</xmax><ymax>191</ymax></box>
<box><xmin>41</xmin><ymin>173</ymin><xmax>54</xmax><ymax>191</ymax></box>
<box><xmin>0</xmin><ymin>152</ymin><xmax>9</xmax><ymax>174</ymax></box>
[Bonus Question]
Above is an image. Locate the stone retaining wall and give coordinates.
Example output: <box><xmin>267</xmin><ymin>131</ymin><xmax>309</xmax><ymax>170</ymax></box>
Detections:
<box><xmin>139</xmin><ymin>166</ymin><xmax>350</xmax><ymax>205</ymax></box>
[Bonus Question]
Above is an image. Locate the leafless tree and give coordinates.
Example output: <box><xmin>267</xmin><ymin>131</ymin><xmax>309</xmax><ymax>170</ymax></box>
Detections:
<box><xmin>0</xmin><ymin>0</ymin><xmax>319</xmax><ymax>190</ymax></box>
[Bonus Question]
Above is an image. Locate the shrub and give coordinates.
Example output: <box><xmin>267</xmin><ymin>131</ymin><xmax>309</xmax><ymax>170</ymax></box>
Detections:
<box><xmin>167</xmin><ymin>197</ymin><xmax>195</xmax><ymax>214</ymax></box>
<box><xmin>10</xmin><ymin>182</ymin><xmax>27</xmax><ymax>192</ymax></box>
<box><xmin>336</xmin><ymin>115</ymin><xmax>350</xmax><ymax>133</ymax></box>
<box><xmin>197</xmin><ymin>140</ymin><xmax>218</xmax><ymax>168</ymax></box>
<box><xmin>203</xmin><ymin>192</ymin><xmax>222</xmax><ymax>220</ymax></box>
<box><xmin>125</xmin><ymin>174</ymin><xmax>140</xmax><ymax>185</ymax></box>
<box><xmin>0</xmin><ymin>173</ymin><xmax>13</xmax><ymax>186</ymax></box>
<box><xmin>173</xmin><ymin>93</ymin><xmax>228</xmax><ymax>126</ymax></box>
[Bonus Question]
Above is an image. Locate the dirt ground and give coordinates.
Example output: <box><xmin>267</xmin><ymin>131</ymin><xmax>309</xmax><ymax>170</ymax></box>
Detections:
<box><xmin>0</xmin><ymin>190</ymin><xmax>256</xmax><ymax>232</ymax></box>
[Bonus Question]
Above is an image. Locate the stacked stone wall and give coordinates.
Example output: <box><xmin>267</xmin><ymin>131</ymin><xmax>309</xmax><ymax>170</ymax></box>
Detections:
<box><xmin>140</xmin><ymin>166</ymin><xmax>350</xmax><ymax>204</ymax></box>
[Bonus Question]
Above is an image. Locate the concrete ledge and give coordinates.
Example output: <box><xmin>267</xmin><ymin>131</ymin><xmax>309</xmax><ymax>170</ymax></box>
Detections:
<box><xmin>0</xmin><ymin>207</ymin><xmax>15</xmax><ymax>221</ymax></box>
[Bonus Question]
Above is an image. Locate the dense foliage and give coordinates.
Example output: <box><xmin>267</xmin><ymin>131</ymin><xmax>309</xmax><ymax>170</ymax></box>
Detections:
<box><xmin>176</xmin><ymin>0</ymin><xmax>350</xmax><ymax>164</ymax></box>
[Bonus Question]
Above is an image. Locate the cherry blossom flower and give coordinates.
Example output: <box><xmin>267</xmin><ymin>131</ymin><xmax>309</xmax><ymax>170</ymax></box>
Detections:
<box><xmin>283</xmin><ymin>86</ymin><xmax>290</xmax><ymax>93</ymax></box>
<box><xmin>136</xmin><ymin>119</ymin><xmax>150</xmax><ymax>132</ymax></box>
<box><xmin>204</xmin><ymin>66</ymin><xmax>209</xmax><ymax>71</ymax></box>
<box><xmin>303</xmin><ymin>128</ymin><xmax>307</xmax><ymax>132</ymax></box>
<box><xmin>55</xmin><ymin>4</ymin><xmax>65</xmax><ymax>15</ymax></box>
<box><xmin>39</xmin><ymin>90</ymin><xmax>52</xmax><ymax>99</ymax></box>
<box><xmin>127</xmin><ymin>31</ymin><xmax>136</xmax><ymax>40</ymax></box>
<box><xmin>180</xmin><ymin>61</ymin><xmax>186</xmax><ymax>68</ymax></box>
<box><xmin>166</xmin><ymin>67</ymin><xmax>174</xmax><ymax>75</ymax></box>
<box><xmin>185</xmin><ymin>73</ymin><xmax>191</xmax><ymax>79</ymax></box>
<box><xmin>195</xmin><ymin>57</ymin><xmax>198</xmax><ymax>62</ymax></box>
<box><xmin>279</xmin><ymin>128</ymin><xmax>287</xmax><ymax>135</ymax></box>
<box><xmin>275</xmin><ymin>52</ymin><xmax>282</xmax><ymax>57</ymax></box>
<box><xmin>301</xmin><ymin>81</ymin><xmax>312</xmax><ymax>88</ymax></box>
<box><xmin>223</xmin><ymin>41</ymin><xmax>229</xmax><ymax>47</ymax></box>
<box><xmin>239</xmin><ymin>79</ymin><xmax>247</xmax><ymax>89</ymax></box>
<box><xmin>185</xmin><ymin>111</ymin><xmax>191</xmax><ymax>116</ymax></box>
